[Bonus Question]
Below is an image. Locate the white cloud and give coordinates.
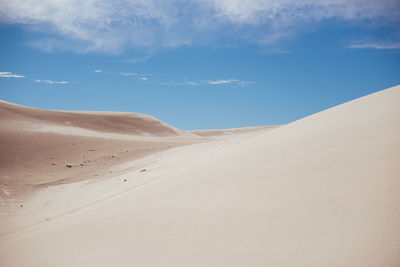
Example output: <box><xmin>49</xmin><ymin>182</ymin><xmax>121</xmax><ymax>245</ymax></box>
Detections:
<box><xmin>161</xmin><ymin>78</ymin><xmax>252</xmax><ymax>86</ymax></box>
<box><xmin>120</xmin><ymin>72</ymin><xmax>150</xmax><ymax>80</ymax></box>
<box><xmin>208</xmin><ymin>0</ymin><xmax>399</xmax><ymax>24</ymax></box>
<box><xmin>348</xmin><ymin>42</ymin><xmax>400</xmax><ymax>50</ymax></box>
<box><xmin>0</xmin><ymin>71</ymin><xmax>25</xmax><ymax>78</ymax></box>
<box><xmin>35</xmin><ymin>79</ymin><xmax>69</xmax><ymax>84</ymax></box>
<box><xmin>207</xmin><ymin>79</ymin><xmax>254</xmax><ymax>86</ymax></box>
<box><xmin>207</xmin><ymin>79</ymin><xmax>237</xmax><ymax>85</ymax></box>
<box><xmin>94</xmin><ymin>69</ymin><xmax>103</xmax><ymax>73</ymax></box>
<box><xmin>0</xmin><ymin>0</ymin><xmax>398</xmax><ymax>53</ymax></box>
<box><xmin>185</xmin><ymin>81</ymin><xmax>199</xmax><ymax>86</ymax></box>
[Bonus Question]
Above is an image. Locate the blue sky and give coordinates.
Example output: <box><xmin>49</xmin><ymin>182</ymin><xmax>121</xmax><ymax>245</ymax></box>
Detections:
<box><xmin>0</xmin><ymin>1</ymin><xmax>399</xmax><ymax>130</ymax></box>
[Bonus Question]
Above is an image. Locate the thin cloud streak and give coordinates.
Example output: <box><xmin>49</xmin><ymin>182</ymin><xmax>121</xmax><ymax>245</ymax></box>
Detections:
<box><xmin>95</xmin><ymin>70</ymin><xmax>151</xmax><ymax>81</ymax></box>
<box><xmin>185</xmin><ymin>81</ymin><xmax>199</xmax><ymax>86</ymax></box>
<box><xmin>35</xmin><ymin>79</ymin><xmax>69</xmax><ymax>84</ymax></box>
<box><xmin>207</xmin><ymin>79</ymin><xmax>237</xmax><ymax>85</ymax></box>
<box><xmin>349</xmin><ymin>42</ymin><xmax>400</xmax><ymax>50</ymax></box>
<box><xmin>160</xmin><ymin>80</ymin><xmax>200</xmax><ymax>86</ymax></box>
<box><xmin>207</xmin><ymin>79</ymin><xmax>254</xmax><ymax>86</ymax></box>
<box><xmin>0</xmin><ymin>71</ymin><xmax>25</xmax><ymax>78</ymax></box>
<box><xmin>161</xmin><ymin>78</ymin><xmax>253</xmax><ymax>87</ymax></box>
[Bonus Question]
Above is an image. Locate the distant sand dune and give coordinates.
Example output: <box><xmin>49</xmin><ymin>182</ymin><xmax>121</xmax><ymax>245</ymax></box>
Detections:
<box><xmin>0</xmin><ymin>85</ymin><xmax>399</xmax><ymax>267</ymax></box>
<box><xmin>0</xmin><ymin>100</ymin><xmax>192</xmax><ymax>137</ymax></box>
<box><xmin>0</xmin><ymin>100</ymin><xmax>203</xmax><ymax>199</ymax></box>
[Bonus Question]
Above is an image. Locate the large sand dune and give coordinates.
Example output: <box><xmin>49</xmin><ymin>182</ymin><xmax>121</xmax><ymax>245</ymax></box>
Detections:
<box><xmin>0</xmin><ymin>85</ymin><xmax>399</xmax><ymax>266</ymax></box>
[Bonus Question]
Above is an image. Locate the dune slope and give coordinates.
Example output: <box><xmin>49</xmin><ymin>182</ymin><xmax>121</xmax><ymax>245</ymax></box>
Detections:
<box><xmin>0</xmin><ymin>85</ymin><xmax>399</xmax><ymax>266</ymax></box>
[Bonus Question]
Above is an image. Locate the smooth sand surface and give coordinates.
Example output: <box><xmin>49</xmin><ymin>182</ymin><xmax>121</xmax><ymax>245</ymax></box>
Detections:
<box><xmin>190</xmin><ymin>125</ymin><xmax>281</xmax><ymax>138</ymax></box>
<box><xmin>0</xmin><ymin>85</ymin><xmax>399</xmax><ymax>266</ymax></box>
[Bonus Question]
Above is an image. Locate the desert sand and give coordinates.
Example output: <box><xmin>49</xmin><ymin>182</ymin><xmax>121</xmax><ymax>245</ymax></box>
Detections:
<box><xmin>0</xmin><ymin>85</ymin><xmax>399</xmax><ymax>267</ymax></box>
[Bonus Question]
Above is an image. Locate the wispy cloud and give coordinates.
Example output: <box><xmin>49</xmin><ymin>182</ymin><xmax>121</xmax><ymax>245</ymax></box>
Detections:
<box><xmin>185</xmin><ymin>81</ymin><xmax>198</xmax><ymax>86</ymax></box>
<box><xmin>160</xmin><ymin>80</ymin><xmax>199</xmax><ymax>86</ymax></box>
<box><xmin>119</xmin><ymin>72</ymin><xmax>150</xmax><ymax>81</ymax></box>
<box><xmin>207</xmin><ymin>79</ymin><xmax>254</xmax><ymax>86</ymax></box>
<box><xmin>161</xmin><ymin>78</ymin><xmax>253</xmax><ymax>87</ymax></box>
<box><xmin>35</xmin><ymin>79</ymin><xmax>69</xmax><ymax>85</ymax></box>
<box><xmin>0</xmin><ymin>0</ymin><xmax>398</xmax><ymax>53</ymax></box>
<box><xmin>348</xmin><ymin>42</ymin><xmax>400</xmax><ymax>50</ymax></box>
<box><xmin>207</xmin><ymin>79</ymin><xmax>236</xmax><ymax>85</ymax></box>
<box><xmin>96</xmin><ymin>70</ymin><xmax>150</xmax><ymax>81</ymax></box>
<box><xmin>0</xmin><ymin>71</ymin><xmax>71</xmax><ymax>84</ymax></box>
<box><xmin>0</xmin><ymin>71</ymin><xmax>25</xmax><ymax>78</ymax></box>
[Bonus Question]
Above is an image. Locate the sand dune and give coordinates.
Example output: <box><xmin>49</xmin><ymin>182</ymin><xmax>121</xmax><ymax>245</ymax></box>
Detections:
<box><xmin>0</xmin><ymin>100</ymin><xmax>202</xmax><ymax>199</ymax></box>
<box><xmin>0</xmin><ymin>85</ymin><xmax>399</xmax><ymax>266</ymax></box>
<box><xmin>0</xmin><ymin>100</ymin><xmax>193</xmax><ymax>137</ymax></box>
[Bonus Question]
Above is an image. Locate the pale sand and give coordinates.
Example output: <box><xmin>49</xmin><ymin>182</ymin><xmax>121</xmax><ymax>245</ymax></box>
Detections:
<box><xmin>190</xmin><ymin>125</ymin><xmax>281</xmax><ymax>138</ymax></box>
<box><xmin>0</xmin><ymin>85</ymin><xmax>399</xmax><ymax>266</ymax></box>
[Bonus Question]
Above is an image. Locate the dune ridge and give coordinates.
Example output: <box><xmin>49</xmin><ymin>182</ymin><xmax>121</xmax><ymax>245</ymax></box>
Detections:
<box><xmin>0</xmin><ymin>100</ymin><xmax>193</xmax><ymax>137</ymax></box>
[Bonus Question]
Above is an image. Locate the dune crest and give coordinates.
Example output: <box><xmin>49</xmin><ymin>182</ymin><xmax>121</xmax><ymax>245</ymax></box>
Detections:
<box><xmin>0</xmin><ymin>100</ymin><xmax>193</xmax><ymax>137</ymax></box>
